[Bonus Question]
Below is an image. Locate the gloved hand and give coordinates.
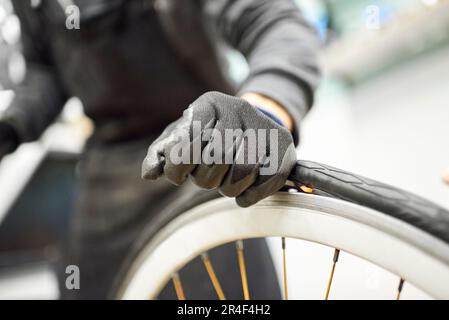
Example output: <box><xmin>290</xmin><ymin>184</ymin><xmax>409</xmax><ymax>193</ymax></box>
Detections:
<box><xmin>0</xmin><ymin>121</ymin><xmax>19</xmax><ymax>161</ymax></box>
<box><xmin>142</xmin><ymin>91</ymin><xmax>297</xmax><ymax>207</ymax></box>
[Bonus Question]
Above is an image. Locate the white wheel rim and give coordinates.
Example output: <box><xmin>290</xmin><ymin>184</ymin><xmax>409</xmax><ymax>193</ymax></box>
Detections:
<box><xmin>119</xmin><ymin>193</ymin><xmax>449</xmax><ymax>299</ymax></box>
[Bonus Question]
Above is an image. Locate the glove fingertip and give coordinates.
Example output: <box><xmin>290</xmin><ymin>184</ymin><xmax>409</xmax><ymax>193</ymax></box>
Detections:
<box><xmin>141</xmin><ymin>156</ymin><xmax>164</xmax><ymax>180</ymax></box>
<box><xmin>235</xmin><ymin>195</ymin><xmax>258</xmax><ymax>208</ymax></box>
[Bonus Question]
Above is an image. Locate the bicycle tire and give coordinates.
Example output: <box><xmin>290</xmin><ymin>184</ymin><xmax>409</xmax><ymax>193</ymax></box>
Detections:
<box><xmin>291</xmin><ymin>160</ymin><xmax>449</xmax><ymax>244</ymax></box>
<box><xmin>112</xmin><ymin>160</ymin><xmax>449</xmax><ymax>298</ymax></box>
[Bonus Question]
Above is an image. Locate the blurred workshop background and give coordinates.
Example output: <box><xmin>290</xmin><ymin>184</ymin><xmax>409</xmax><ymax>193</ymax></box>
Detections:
<box><xmin>0</xmin><ymin>0</ymin><xmax>448</xmax><ymax>299</ymax></box>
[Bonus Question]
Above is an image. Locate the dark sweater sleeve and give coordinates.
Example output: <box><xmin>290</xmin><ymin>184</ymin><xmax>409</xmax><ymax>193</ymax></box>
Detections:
<box><xmin>1</xmin><ymin>2</ymin><xmax>67</xmax><ymax>143</ymax></box>
<box><xmin>204</xmin><ymin>0</ymin><xmax>321</xmax><ymax>143</ymax></box>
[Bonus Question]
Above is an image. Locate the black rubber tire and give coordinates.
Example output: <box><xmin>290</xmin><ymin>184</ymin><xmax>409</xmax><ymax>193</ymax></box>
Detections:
<box><xmin>291</xmin><ymin>160</ymin><xmax>449</xmax><ymax>244</ymax></box>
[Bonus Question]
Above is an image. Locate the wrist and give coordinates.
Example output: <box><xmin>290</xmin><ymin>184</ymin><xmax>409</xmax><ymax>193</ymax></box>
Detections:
<box><xmin>443</xmin><ymin>167</ymin><xmax>449</xmax><ymax>185</ymax></box>
<box><xmin>240</xmin><ymin>92</ymin><xmax>294</xmax><ymax>130</ymax></box>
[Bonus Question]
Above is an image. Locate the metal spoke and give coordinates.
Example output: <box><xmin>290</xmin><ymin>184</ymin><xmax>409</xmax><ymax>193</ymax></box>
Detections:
<box><xmin>172</xmin><ymin>272</ymin><xmax>186</xmax><ymax>300</ymax></box>
<box><xmin>236</xmin><ymin>240</ymin><xmax>250</xmax><ymax>300</ymax></box>
<box><xmin>201</xmin><ymin>253</ymin><xmax>226</xmax><ymax>300</ymax></box>
<box><xmin>396</xmin><ymin>278</ymin><xmax>405</xmax><ymax>300</ymax></box>
<box><xmin>282</xmin><ymin>237</ymin><xmax>288</xmax><ymax>300</ymax></box>
<box><xmin>325</xmin><ymin>249</ymin><xmax>340</xmax><ymax>300</ymax></box>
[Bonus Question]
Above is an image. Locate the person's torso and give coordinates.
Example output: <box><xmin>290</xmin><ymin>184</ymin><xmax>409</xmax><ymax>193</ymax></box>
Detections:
<box><xmin>37</xmin><ymin>0</ymin><xmax>210</xmax><ymax>142</ymax></box>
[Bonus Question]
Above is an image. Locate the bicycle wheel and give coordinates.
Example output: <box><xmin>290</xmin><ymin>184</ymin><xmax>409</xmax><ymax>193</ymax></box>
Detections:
<box><xmin>114</xmin><ymin>161</ymin><xmax>449</xmax><ymax>300</ymax></box>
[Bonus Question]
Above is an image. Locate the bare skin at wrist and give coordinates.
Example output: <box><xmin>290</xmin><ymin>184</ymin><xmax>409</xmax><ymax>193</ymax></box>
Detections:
<box><xmin>443</xmin><ymin>167</ymin><xmax>449</xmax><ymax>185</ymax></box>
<box><xmin>240</xmin><ymin>92</ymin><xmax>293</xmax><ymax>131</ymax></box>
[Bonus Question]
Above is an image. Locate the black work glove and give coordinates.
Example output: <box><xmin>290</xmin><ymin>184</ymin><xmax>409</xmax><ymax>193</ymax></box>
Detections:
<box><xmin>0</xmin><ymin>121</ymin><xmax>19</xmax><ymax>161</ymax></box>
<box><xmin>142</xmin><ymin>92</ymin><xmax>297</xmax><ymax>207</ymax></box>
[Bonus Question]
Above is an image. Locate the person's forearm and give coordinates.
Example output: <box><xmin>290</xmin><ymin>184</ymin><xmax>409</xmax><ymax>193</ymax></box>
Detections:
<box><xmin>6</xmin><ymin>2</ymin><xmax>67</xmax><ymax>143</ymax></box>
<box><xmin>208</xmin><ymin>0</ymin><xmax>321</xmax><ymax>144</ymax></box>
<box><xmin>2</xmin><ymin>64</ymin><xmax>67</xmax><ymax>143</ymax></box>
